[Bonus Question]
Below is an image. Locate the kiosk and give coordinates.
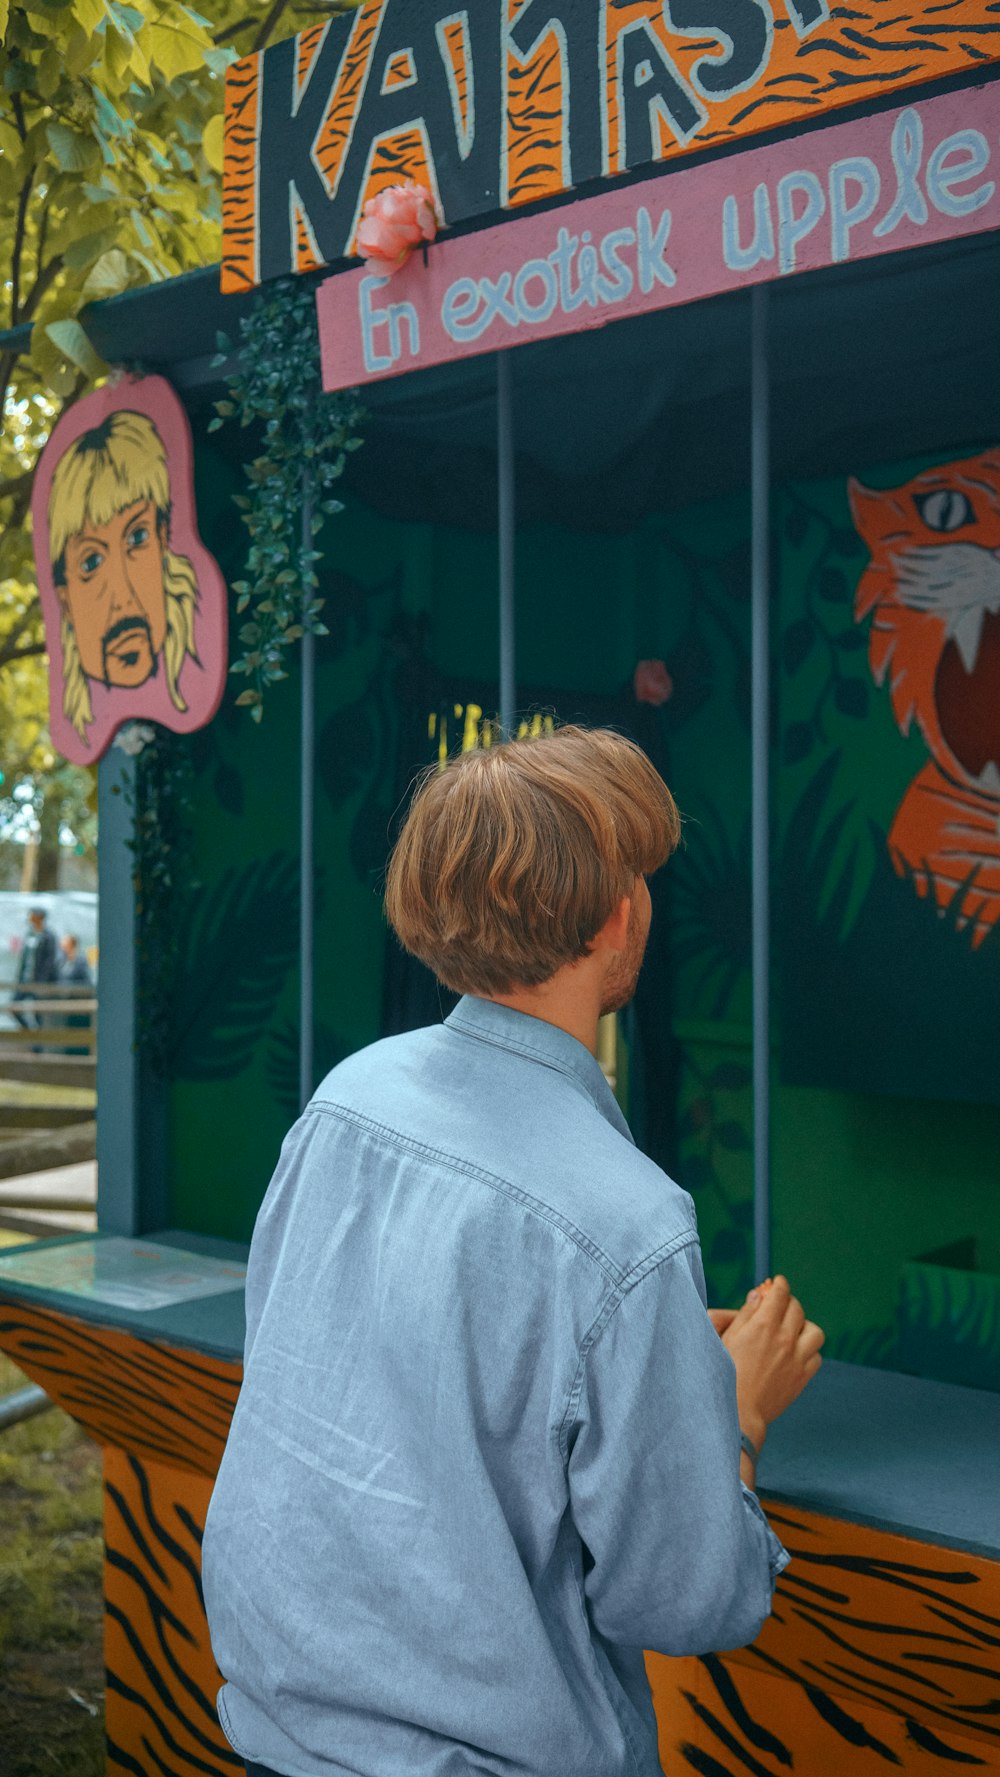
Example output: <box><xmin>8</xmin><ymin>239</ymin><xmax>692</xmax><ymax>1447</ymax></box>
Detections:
<box><xmin>1</xmin><ymin>8</ymin><xmax>999</xmax><ymax>1772</ymax></box>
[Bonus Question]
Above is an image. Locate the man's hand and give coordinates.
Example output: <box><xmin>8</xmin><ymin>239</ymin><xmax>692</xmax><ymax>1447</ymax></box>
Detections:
<box><xmin>720</xmin><ymin>1275</ymin><xmax>824</xmax><ymax>1455</ymax></box>
<box><xmin>707</xmin><ymin>1307</ymin><xmax>737</xmax><ymax>1337</ymax></box>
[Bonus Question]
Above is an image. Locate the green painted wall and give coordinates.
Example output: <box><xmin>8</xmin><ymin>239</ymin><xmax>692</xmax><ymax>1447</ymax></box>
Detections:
<box><xmin>157</xmin><ymin>425</ymin><xmax>1000</xmax><ymax>1388</ymax></box>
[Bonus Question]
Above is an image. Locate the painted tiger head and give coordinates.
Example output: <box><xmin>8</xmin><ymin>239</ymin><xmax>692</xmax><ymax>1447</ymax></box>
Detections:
<box><xmin>849</xmin><ymin>451</ymin><xmax>1000</xmax><ymax>793</ymax></box>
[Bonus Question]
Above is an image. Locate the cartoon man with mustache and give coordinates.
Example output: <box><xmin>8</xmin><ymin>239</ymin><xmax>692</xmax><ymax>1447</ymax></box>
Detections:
<box><xmin>48</xmin><ymin>410</ymin><xmax>200</xmax><ymax>741</ymax></box>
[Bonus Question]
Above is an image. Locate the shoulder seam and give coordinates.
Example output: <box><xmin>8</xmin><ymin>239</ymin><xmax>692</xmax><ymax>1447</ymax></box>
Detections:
<box><xmin>306</xmin><ymin>1100</ymin><xmax>626</xmax><ymax>1287</ymax></box>
<box><xmin>557</xmin><ymin>1233</ymin><xmax>701</xmax><ymax>1462</ymax></box>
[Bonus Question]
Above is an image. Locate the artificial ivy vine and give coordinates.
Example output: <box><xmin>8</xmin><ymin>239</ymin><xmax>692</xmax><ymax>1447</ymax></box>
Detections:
<box><xmin>211</xmin><ymin>276</ymin><xmax>364</xmax><ymax>720</ymax></box>
<box><xmin>112</xmin><ymin>725</ymin><xmax>197</xmax><ymax>1076</ymax></box>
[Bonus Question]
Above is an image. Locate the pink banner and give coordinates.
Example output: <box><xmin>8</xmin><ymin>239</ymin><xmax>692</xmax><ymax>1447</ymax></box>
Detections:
<box><xmin>318</xmin><ymin>85</ymin><xmax>999</xmax><ymax>393</ymax></box>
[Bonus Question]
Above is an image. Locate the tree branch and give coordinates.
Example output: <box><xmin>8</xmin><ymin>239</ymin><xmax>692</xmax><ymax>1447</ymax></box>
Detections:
<box><xmin>34</xmin><ymin>203</ymin><xmax>50</xmax><ymax>283</ymax></box>
<box><xmin>10</xmin><ymin>167</ymin><xmax>36</xmax><ymax>327</ymax></box>
<box><xmin>0</xmin><ymin>603</ymin><xmax>40</xmax><ymax>656</ymax></box>
<box><xmin>20</xmin><ymin>254</ymin><xmax>64</xmax><ymax>325</ymax></box>
<box><xmin>1</xmin><ymin>473</ymin><xmax>36</xmax><ymax>530</ymax></box>
<box><xmin>251</xmin><ymin>0</ymin><xmax>292</xmax><ymax>53</ymax></box>
<box><xmin>0</xmin><ymin>637</ymin><xmax>46</xmax><ymax>673</ymax></box>
<box><xmin>212</xmin><ymin>13</ymin><xmax>257</xmax><ymax>43</ymax></box>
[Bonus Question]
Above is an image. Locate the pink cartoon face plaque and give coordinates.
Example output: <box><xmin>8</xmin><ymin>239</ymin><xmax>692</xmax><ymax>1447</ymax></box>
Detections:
<box><xmin>32</xmin><ymin>375</ymin><xmax>228</xmax><ymax>765</ymax></box>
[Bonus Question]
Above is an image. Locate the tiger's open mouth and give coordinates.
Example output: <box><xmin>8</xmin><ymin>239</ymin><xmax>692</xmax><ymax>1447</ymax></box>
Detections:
<box><xmin>935</xmin><ymin>606</ymin><xmax>1000</xmax><ymax>786</ymax></box>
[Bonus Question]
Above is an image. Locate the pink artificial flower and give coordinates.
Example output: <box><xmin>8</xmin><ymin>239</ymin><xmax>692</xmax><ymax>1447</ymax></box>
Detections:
<box><xmin>356</xmin><ymin>182</ymin><xmax>439</xmax><ymax>274</ymax></box>
<box><xmin>633</xmin><ymin>659</ymin><xmax>674</xmax><ymax>706</ymax></box>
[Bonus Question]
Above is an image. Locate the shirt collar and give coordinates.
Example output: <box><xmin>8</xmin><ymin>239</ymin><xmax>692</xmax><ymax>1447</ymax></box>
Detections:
<box><xmin>445</xmin><ymin>995</ymin><xmax>635</xmax><ymax>1145</ymax></box>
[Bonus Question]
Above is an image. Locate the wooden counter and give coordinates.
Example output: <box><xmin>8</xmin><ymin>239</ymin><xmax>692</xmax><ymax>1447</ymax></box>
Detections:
<box><xmin>646</xmin><ymin>1362</ymin><xmax>1000</xmax><ymax>1774</ymax></box>
<box><xmin>0</xmin><ymin>1230</ymin><xmax>245</xmax><ymax>1777</ymax></box>
<box><xmin>1</xmin><ymin>1232</ymin><xmax>997</xmax><ymax>1776</ymax></box>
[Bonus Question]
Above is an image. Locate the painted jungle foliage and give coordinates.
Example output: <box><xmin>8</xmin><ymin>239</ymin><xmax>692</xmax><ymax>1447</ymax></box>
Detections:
<box><xmin>159</xmin><ymin>428</ymin><xmax>1000</xmax><ymax>1395</ymax></box>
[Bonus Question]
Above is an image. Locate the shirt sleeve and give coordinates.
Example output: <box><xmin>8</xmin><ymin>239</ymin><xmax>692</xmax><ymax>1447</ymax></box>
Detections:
<box><xmin>565</xmin><ymin>1236</ymin><xmax>789</xmax><ymax>1656</ymax></box>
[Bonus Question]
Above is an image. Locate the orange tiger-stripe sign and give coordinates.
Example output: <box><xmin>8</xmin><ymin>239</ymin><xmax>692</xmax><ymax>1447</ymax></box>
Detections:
<box><xmin>222</xmin><ymin>0</ymin><xmax>1000</xmax><ymax>294</ymax></box>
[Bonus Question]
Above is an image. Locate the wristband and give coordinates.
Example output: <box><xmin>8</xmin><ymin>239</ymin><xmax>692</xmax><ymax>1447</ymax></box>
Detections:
<box><xmin>739</xmin><ymin>1430</ymin><xmax>760</xmax><ymax>1467</ymax></box>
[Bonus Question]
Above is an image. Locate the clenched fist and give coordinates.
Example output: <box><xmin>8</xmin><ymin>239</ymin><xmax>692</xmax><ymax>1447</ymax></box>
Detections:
<box><xmin>712</xmin><ymin>1276</ymin><xmax>824</xmax><ymax>1460</ymax></box>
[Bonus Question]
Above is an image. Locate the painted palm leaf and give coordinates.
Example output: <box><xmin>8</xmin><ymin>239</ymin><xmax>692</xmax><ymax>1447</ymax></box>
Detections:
<box><xmin>166</xmin><ymin>851</ymin><xmax>302</xmax><ymax>1080</ymax></box>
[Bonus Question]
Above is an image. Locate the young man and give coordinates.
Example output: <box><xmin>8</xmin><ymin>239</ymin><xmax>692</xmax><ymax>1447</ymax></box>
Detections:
<box><xmin>203</xmin><ymin>726</ymin><xmax>823</xmax><ymax>1777</ymax></box>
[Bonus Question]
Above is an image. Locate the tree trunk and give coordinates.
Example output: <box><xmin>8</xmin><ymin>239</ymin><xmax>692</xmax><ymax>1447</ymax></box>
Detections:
<box><xmin>35</xmin><ymin>793</ymin><xmax>61</xmax><ymax>891</ymax></box>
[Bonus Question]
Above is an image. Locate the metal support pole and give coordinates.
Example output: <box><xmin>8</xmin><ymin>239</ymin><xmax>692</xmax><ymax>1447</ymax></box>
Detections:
<box><xmin>299</xmin><ymin>481</ymin><xmax>315</xmax><ymax>1113</ymax></box>
<box><xmin>0</xmin><ymin>1384</ymin><xmax>54</xmax><ymax>1433</ymax></box>
<box><xmin>96</xmin><ymin>749</ymin><xmax>139</xmax><ymax>1234</ymax></box>
<box><xmin>750</xmin><ymin>285</ymin><xmax>771</xmax><ymax>1284</ymax></box>
<box><xmin>497</xmin><ymin>352</ymin><xmax>516</xmax><ymax>736</ymax></box>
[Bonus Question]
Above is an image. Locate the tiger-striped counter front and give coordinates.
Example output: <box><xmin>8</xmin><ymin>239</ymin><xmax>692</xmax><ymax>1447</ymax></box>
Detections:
<box><xmin>1</xmin><ymin>1291</ymin><xmax>997</xmax><ymax>1776</ymax></box>
<box><xmin>0</xmin><ymin>1294</ymin><xmax>242</xmax><ymax>1776</ymax></box>
<box><xmin>648</xmin><ymin>1504</ymin><xmax>1000</xmax><ymax>1775</ymax></box>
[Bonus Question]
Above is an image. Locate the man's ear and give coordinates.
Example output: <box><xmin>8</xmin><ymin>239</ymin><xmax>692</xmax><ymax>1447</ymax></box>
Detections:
<box><xmin>597</xmin><ymin>894</ymin><xmax>631</xmax><ymax>955</ymax></box>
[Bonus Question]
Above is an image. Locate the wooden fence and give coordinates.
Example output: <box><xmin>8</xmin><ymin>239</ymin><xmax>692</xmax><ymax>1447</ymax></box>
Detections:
<box><xmin>0</xmin><ymin>981</ymin><xmax>97</xmax><ymax>1193</ymax></box>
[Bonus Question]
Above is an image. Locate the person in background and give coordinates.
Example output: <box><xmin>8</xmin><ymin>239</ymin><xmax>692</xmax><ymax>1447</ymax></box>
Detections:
<box><xmin>58</xmin><ymin>933</ymin><xmax>92</xmax><ymax>987</ymax></box>
<box><xmin>11</xmin><ymin>907</ymin><xmax>60</xmax><ymax>1030</ymax></box>
<box><xmin>203</xmin><ymin>725</ymin><xmax>824</xmax><ymax>1777</ymax></box>
<box><xmin>58</xmin><ymin>933</ymin><xmax>93</xmax><ymax>1053</ymax></box>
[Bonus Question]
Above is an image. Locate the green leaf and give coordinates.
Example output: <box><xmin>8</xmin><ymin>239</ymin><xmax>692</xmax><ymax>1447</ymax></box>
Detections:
<box><xmin>46</xmin><ymin>120</ymin><xmax>98</xmax><ymax>172</ymax></box>
<box><xmin>0</xmin><ymin>0</ymin><xmax>9</xmax><ymax>47</ymax></box>
<box><xmin>63</xmin><ymin>22</ymin><xmax>96</xmax><ymax>74</ymax></box>
<box><xmin>36</xmin><ymin>41</ymin><xmax>61</xmax><ymax>97</ymax></box>
<box><xmin>204</xmin><ymin>44</ymin><xmax>236</xmax><ymax>76</ymax></box>
<box><xmin>93</xmin><ymin>85</ymin><xmax>128</xmax><ymax>139</ymax></box>
<box><xmin>44</xmin><ymin>318</ymin><xmax>103</xmax><ymax>376</ymax></box>
<box><xmin>177</xmin><ymin>2</ymin><xmax>213</xmax><ymax>28</ymax></box>
<box><xmin>166</xmin><ymin>852</ymin><xmax>299</xmax><ymax>1076</ymax></box>
<box><xmin>83</xmin><ymin>248</ymin><xmax>131</xmax><ymax>298</ymax></box>
<box><xmin>145</xmin><ymin>19</ymin><xmax>209</xmax><ymax>82</ymax></box>
<box><xmin>104</xmin><ymin>14</ymin><xmax>149</xmax><ymax>85</ymax></box>
<box><xmin>783</xmin><ymin>722</ymin><xmax>814</xmax><ymax>767</ymax></box>
<box><xmin>0</xmin><ymin>117</ymin><xmax>23</xmax><ymax>161</ymax></box>
<box><xmin>835</xmin><ymin>678</ymin><xmax>868</xmax><ymax>719</ymax></box>
<box><xmin>202</xmin><ymin>112</ymin><xmax>223</xmax><ymax>172</ymax></box>
<box><xmin>108</xmin><ymin>0</ymin><xmax>143</xmax><ymax>29</ymax></box>
<box><xmin>63</xmin><ymin>226</ymin><xmax>121</xmax><ymax>272</ymax></box>
<box><xmin>128</xmin><ymin>207</ymin><xmax>153</xmax><ymax>247</ymax></box>
<box><xmin>782</xmin><ymin>619</ymin><xmax>814</xmax><ymax>676</ymax></box>
<box><xmin>127</xmin><ymin>249</ymin><xmax>161</xmax><ymax>281</ymax></box>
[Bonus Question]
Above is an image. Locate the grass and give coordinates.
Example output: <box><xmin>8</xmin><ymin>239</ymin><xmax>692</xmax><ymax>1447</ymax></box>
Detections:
<box><xmin>0</xmin><ymin>1244</ymin><xmax>105</xmax><ymax>1776</ymax></box>
<box><xmin>0</xmin><ymin>1081</ymin><xmax>96</xmax><ymax>1110</ymax></box>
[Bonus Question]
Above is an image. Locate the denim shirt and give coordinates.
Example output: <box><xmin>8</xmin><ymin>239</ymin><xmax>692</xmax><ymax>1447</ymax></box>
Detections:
<box><xmin>203</xmin><ymin>997</ymin><xmax>787</xmax><ymax>1777</ymax></box>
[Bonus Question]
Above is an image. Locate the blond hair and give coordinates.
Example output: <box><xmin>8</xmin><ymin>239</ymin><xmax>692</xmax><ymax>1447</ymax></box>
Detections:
<box><xmin>48</xmin><ymin>411</ymin><xmax>199</xmax><ymax>738</ymax></box>
<box><xmin>385</xmin><ymin>725</ymin><xmax>680</xmax><ymax>995</ymax></box>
